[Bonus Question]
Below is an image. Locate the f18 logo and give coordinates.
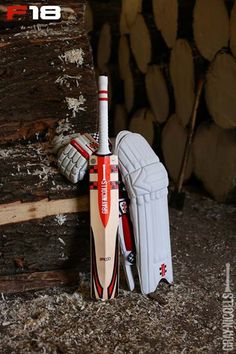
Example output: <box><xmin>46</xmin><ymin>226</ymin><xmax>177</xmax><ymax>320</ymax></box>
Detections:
<box><xmin>7</xmin><ymin>5</ymin><xmax>61</xmax><ymax>21</ymax></box>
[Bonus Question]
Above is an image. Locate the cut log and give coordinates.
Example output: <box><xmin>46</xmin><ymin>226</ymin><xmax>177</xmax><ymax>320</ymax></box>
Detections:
<box><xmin>205</xmin><ymin>52</ymin><xmax>236</xmax><ymax>129</ymax></box>
<box><xmin>162</xmin><ymin>115</ymin><xmax>193</xmax><ymax>182</ymax></box>
<box><xmin>123</xmin><ymin>0</ymin><xmax>142</xmax><ymax>28</ymax></box>
<box><xmin>97</xmin><ymin>22</ymin><xmax>112</xmax><ymax>71</ymax></box>
<box><xmin>85</xmin><ymin>1</ymin><xmax>93</xmax><ymax>33</ymax></box>
<box><xmin>193</xmin><ymin>0</ymin><xmax>229</xmax><ymax>61</ymax></box>
<box><xmin>130</xmin><ymin>14</ymin><xmax>151</xmax><ymax>74</ymax></box>
<box><xmin>170</xmin><ymin>39</ymin><xmax>195</xmax><ymax>127</ymax></box>
<box><xmin>193</xmin><ymin>123</ymin><xmax>236</xmax><ymax>202</ymax></box>
<box><xmin>230</xmin><ymin>2</ymin><xmax>236</xmax><ymax>58</ymax></box>
<box><xmin>123</xmin><ymin>64</ymin><xmax>147</xmax><ymax>113</ymax></box>
<box><xmin>120</xmin><ymin>7</ymin><xmax>130</xmax><ymax>35</ymax></box>
<box><xmin>124</xmin><ymin>67</ymin><xmax>134</xmax><ymax>113</ymax></box>
<box><xmin>152</xmin><ymin>0</ymin><xmax>178</xmax><ymax>48</ymax></box>
<box><xmin>118</xmin><ymin>35</ymin><xmax>130</xmax><ymax>80</ymax></box>
<box><xmin>128</xmin><ymin>108</ymin><xmax>155</xmax><ymax>146</ymax></box>
<box><xmin>145</xmin><ymin>65</ymin><xmax>169</xmax><ymax>123</ymax></box>
<box><xmin>114</xmin><ymin>104</ymin><xmax>128</xmax><ymax>135</ymax></box>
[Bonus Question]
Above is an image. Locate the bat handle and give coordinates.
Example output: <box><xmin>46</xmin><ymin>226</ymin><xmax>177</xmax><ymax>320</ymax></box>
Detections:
<box><xmin>97</xmin><ymin>75</ymin><xmax>111</xmax><ymax>156</ymax></box>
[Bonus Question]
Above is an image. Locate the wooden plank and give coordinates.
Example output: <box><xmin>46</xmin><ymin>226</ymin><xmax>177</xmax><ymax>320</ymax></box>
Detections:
<box><xmin>0</xmin><ymin>196</ymin><xmax>89</xmax><ymax>226</ymax></box>
<box><xmin>0</xmin><ymin>269</ymin><xmax>79</xmax><ymax>293</ymax></box>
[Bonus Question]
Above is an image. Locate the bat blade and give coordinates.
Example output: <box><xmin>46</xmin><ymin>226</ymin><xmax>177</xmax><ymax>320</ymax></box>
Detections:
<box><xmin>90</xmin><ymin>154</ymin><xmax>119</xmax><ymax>300</ymax></box>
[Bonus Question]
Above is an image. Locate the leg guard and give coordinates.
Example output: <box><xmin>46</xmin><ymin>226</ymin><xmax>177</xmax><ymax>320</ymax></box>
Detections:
<box><xmin>115</xmin><ymin>131</ymin><xmax>173</xmax><ymax>294</ymax></box>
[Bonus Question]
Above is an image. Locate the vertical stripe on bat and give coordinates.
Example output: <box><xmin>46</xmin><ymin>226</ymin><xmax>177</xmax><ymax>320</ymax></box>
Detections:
<box><xmin>108</xmin><ymin>236</ymin><xmax>119</xmax><ymax>299</ymax></box>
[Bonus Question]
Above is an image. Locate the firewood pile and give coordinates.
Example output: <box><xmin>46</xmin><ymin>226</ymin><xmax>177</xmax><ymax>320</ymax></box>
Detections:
<box><xmin>0</xmin><ymin>0</ymin><xmax>97</xmax><ymax>292</ymax></box>
<box><xmin>87</xmin><ymin>0</ymin><xmax>236</xmax><ymax>203</ymax></box>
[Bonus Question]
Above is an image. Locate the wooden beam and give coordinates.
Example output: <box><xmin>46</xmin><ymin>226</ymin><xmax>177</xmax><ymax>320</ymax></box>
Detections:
<box><xmin>0</xmin><ymin>196</ymin><xmax>89</xmax><ymax>226</ymax></box>
<box><xmin>0</xmin><ymin>269</ymin><xmax>79</xmax><ymax>293</ymax></box>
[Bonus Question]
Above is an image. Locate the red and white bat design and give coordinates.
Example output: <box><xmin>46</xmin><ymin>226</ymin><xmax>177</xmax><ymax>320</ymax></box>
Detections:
<box><xmin>119</xmin><ymin>183</ymin><xmax>136</xmax><ymax>291</ymax></box>
<box><xmin>90</xmin><ymin>76</ymin><xmax>119</xmax><ymax>300</ymax></box>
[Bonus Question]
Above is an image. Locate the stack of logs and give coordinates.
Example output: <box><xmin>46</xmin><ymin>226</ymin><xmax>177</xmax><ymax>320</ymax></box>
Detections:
<box><xmin>86</xmin><ymin>0</ymin><xmax>236</xmax><ymax>203</ymax></box>
<box><xmin>0</xmin><ymin>0</ymin><xmax>97</xmax><ymax>292</ymax></box>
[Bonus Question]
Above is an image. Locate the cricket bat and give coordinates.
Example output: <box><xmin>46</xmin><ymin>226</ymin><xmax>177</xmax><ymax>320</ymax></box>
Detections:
<box><xmin>90</xmin><ymin>75</ymin><xmax>119</xmax><ymax>300</ymax></box>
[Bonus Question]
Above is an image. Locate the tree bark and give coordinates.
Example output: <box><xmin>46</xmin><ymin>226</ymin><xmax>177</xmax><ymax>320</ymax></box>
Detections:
<box><xmin>0</xmin><ymin>1</ymin><xmax>96</xmax><ymax>291</ymax></box>
<box><xmin>0</xmin><ymin>269</ymin><xmax>80</xmax><ymax>294</ymax></box>
<box><xmin>0</xmin><ymin>212</ymin><xmax>90</xmax><ymax>279</ymax></box>
<box><xmin>0</xmin><ymin>1</ymin><xmax>97</xmax><ymax>144</ymax></box>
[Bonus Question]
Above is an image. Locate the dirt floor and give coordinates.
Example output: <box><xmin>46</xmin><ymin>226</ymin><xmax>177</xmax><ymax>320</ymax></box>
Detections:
<box><xmin>0</xmin><ymin>191</ymin><xmax>235</xmax><ymax>354</ymax></box>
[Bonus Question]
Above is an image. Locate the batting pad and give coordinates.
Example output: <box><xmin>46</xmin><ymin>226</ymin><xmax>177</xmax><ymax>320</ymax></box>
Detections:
<box><xmin>115</xmin><ymin>131</ymin><xmax>173</xmax><ymax>294</ymax></box>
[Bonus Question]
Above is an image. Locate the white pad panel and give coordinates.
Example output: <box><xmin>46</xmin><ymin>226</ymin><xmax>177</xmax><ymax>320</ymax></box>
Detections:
<box><xmin>115</xmin><ymin>131</ymin><xmax>173</xmax><ymax>294</ymax></box>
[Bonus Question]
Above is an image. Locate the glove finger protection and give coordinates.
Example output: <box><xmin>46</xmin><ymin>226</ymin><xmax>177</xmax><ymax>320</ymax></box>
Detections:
<box><xmin>57</xmin><ymin>133</ymin><xmax>99</xmax><ymax>183</ymax></box>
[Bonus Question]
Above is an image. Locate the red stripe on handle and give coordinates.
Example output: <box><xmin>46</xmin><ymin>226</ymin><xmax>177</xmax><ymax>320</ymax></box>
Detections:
<box><xmin>108</xmin><ymin>237</ymin><xmax>119</xmax><ymax>299</ymax></box>
<box><xmin>99</xmin><ymin>98</ymin><xmax>109</xmax><ymax>101</ymax></box>
<box><xmin>99</xmin><ymin>90</ymin><xmax>108</xmax><ymax>94</ymax></box>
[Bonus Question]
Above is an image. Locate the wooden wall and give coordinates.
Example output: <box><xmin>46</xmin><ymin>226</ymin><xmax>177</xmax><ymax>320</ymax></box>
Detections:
<box><xmin>0</xmin><ymin>1</ymin><xmax>96</xmax><ymax>292</ymax></box>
